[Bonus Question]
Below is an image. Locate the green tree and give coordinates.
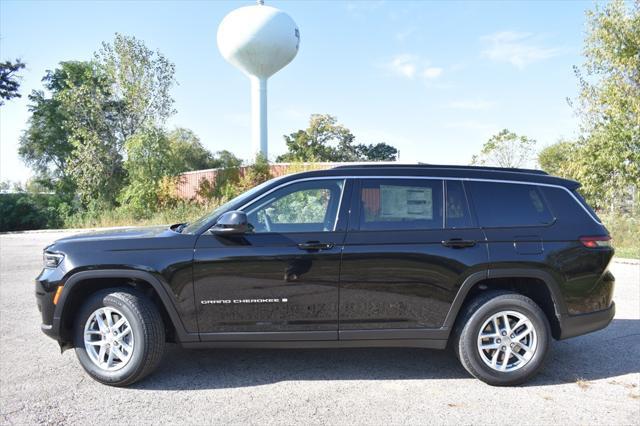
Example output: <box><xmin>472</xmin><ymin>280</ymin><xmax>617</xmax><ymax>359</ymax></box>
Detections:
<box><xmin>277</xmin><ymin>114</ymin><xmax>399</xmax><ymax>162</ymax></box>
<box><xmin>121</xmin><ymin>126</ymin><xmax>238</xmax><ymax>213</ymax></box>
<box><xmin>0</xmin><ymin>59</ymin><xmax>25</xmax><ymax>105</ymax></box>
<box><xmin>167</xmin><ymin>128</ymin><xmax>228</xmax><ymax>172</ymax></box>
<box><xmin>68</xmin><ymin>34</ymin><xmax>177</xmax><ymax>208</ymax></box>
<box><xmin>96</xmin><ymin>33</ymin><xmax>176</xmax><ymax>142</ymax></box>
<box><xmin>570</xmin><ymin>0</ymin><xmax>639</xmax><ymax>211</ymax></box>
<box><xmin>19</xmin><ymin>61</ymin><xmax>101</xmax><ymax>199</ymax></box>
<box><xmin>19</xmin><ymin>34</ymin><xmax>177</xmax><ymax>210</ymax></box>
<box><xmin>278</xmin><ymin>114</ymin><xmax>353</xmax><ymax>162</ymax></box>
<box><xmin>537</xmin><ymin>140</ymin><xmax>576</xmax><ymax>178</ymax></box>
<box><xmin>0</xmin><ymin>193</ymin><xmax>65</xmax><ymax>231</ymax></box>
<box><xmin>471</xmin><ymin>129</ymin><xmax>537</xmax><ymax>168</ymax></box>
<box><xmin>119</xmin><ymin>127</ymin><xmax>177</xmax><ymax>214</ymax></box>
<box><xmin>59</xmin><ymin>63</ymin><xmax>123</xmax><ymax>208</ymax></box>
<box><xmin>355</xmin><ymin>142</ymin><xmax>399</xmax><ymax>161</ymax></box>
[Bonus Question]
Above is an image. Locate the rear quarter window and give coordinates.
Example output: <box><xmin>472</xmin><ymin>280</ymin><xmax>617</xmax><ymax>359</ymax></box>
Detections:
<box><xmin>572</xmin><ymin>189</ymin><xmax>602</xmax><ymax>223</ymax></box>
<box><xmin>468</xmin><ymin>181</ymin><xmax>554</xmax><ymax>228</ymax></box>
<box><xmin>540</xmin><ymin>186</ymin><xmax>603</xmax><ymax>229</ymax></box>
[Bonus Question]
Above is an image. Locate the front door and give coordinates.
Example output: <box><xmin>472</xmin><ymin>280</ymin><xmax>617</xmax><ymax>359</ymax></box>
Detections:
<box><xmin>339</xmin><ymin>178</ymin><xmax>488</xmax><ymax>339</ymax></box>
<box><xmin>193</xmin><ymin>178</ymin><xmax>350</xmax><ymax>340</ymax></box>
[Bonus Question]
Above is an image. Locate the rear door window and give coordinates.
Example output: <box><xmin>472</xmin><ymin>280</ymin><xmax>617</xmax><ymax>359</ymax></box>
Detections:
<box><xmin>467</xmin><ymin>181</ymin><xmax>554</xmax><ymax>228</ymax></box>
<box><xmin>358</xmin><ymin>179</ymin><xmax>443</xmax><ymax>230</ymax></box>
<box><xmin>446</xmin><ymin>180</ymin><xmax>473</xmax><ymax>228</ymax></box>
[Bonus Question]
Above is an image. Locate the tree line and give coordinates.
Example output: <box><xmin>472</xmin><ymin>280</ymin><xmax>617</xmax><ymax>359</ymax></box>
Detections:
<box><xmin>0</xmin><ymin>34</ymin><xmax>398</xmax><ymax>230</ymax></box>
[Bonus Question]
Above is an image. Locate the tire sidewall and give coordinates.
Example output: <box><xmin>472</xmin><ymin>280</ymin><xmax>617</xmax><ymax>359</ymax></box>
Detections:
<box><xmin>74</xmin><ymin>291</ymin><xmax>148</xmax><ymax>385</ymax></box>
<box><xmin>462</xmin><ymin>296</ymin><xmax>550</xmax><ymax>385</ymax></box>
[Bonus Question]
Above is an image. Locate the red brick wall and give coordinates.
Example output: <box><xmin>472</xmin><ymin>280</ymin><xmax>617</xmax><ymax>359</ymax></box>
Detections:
<box><xmin>175</xmin><ymin>162</ymin><xmax>340</xmax><ymax>200</ymax></box>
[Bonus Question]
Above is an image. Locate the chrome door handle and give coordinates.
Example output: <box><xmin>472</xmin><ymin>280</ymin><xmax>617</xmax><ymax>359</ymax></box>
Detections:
<box><xmin>297</xmin><ymin>241</ymin><xmax>335</xmax><ymax>251</ymax></box>
<box><xmin>442</xmin><ymin>239</ymin><xmax>476</xmax><ymax>248</ymax></box>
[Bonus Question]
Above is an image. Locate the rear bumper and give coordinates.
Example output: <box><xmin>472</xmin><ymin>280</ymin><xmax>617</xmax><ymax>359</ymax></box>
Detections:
<box><xmin>558</xmin><ymin>302</ymin><xmax>615</xmax><ymax>340</ymax></box>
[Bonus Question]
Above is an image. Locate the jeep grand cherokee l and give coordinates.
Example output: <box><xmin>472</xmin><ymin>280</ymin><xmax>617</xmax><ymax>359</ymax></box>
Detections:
<box><xmin>36</xmin><ymin>165</ymin><xmax>615</xmax><ymax>386</ymax></box>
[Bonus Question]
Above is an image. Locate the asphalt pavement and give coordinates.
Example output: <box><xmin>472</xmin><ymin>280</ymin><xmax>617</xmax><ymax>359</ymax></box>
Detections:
<box><xmin>1</xmin><ymin>231</ymin><xmax>638</xmax><ymax>425</ymax></box>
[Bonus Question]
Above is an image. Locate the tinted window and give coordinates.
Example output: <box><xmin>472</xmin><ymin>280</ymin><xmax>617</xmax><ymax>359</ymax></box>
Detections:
<box><xmin>573</xmin><ymin>189</ymin><xmax>601</xmax><ymax>222</ymax></box>
<box><xmin>245</xmin><ymin>179</ymin><xmax>344</xmax><ymax>233</ymax></box>
<box><xmin>446</xmin><ymin>180</ymin><xmax>473</xmax><ymax>228</ymax></box>
<box><xmin>468</xmin><ymin>181</ymin><xmax>554</xmax><ymax>227</ymax></box>
<box><xmin>359</xmin><ymin>179</ymin><xmax>443</xmax><ymax>230</ymax></box>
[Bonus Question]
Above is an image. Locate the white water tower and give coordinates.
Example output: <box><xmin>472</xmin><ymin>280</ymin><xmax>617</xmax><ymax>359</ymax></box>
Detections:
<box><xmin>217</xmin><ymin>0</ymin><xmax>300</xmax><ymax>159</ymax></box>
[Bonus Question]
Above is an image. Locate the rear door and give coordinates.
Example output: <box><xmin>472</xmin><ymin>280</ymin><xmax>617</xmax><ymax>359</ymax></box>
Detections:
<box><xmin>465</xmin><ymin>180</ymin><xmax>555</xmax><ymax>260</ymax></box>
<box><xmin>338</xmin><ymin>178</ymin><xmax>488</xmax><ymax>340</ymax></box>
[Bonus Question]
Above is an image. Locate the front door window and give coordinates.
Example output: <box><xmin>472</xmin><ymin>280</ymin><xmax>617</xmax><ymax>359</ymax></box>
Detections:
<box><xmin>245</xmin><ymin>179</ymin><xmax>345</xmax><ymax>233</ymax></box>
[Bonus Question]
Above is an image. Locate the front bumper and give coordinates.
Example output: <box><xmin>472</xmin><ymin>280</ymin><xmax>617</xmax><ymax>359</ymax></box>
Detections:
<box><xmin>558</xmin><ymin>302</ymin><xmax>615</xmax><ymax>340</ymax></box>
<box><xmin>35</xmin><ymin>267</ymin><xmax>65</xmax><ymax>342</ymax></box>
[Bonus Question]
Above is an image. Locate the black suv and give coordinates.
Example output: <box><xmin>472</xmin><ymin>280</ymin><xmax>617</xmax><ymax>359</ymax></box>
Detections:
<box><xmin>36</xmin><ymin>165</ymin><xmax>615</xmax><ymax>386</ymax></box>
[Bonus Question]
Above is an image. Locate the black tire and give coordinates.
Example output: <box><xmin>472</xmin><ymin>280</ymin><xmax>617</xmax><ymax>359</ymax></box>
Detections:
<box><xmin>454</xmin><ymin>291</ymin><xmax>550</xmax><ymax>386</ymax></box>
<box><xmin>73</xmin><ymin>288</ymin><xmax>165</xmax><ymax>386</ymax></box>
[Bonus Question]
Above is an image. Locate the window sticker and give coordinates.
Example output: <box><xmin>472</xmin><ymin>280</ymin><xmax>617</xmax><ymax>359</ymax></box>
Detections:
<box><xmin>379</xmin><ymin>185</ymin><xmax>433</xmax><ymax>220</ymax></box>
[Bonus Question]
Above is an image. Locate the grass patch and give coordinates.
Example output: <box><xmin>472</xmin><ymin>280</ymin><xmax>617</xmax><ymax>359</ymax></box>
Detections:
<box><xmin>600</xmin><ymin>213</ymin><xmax>639</xmax><ymax>259</ymax></box>
<box><xmin>63</xmin><ymin>201</ymin><xmax>216</xmax><ymax>229</ymax></box>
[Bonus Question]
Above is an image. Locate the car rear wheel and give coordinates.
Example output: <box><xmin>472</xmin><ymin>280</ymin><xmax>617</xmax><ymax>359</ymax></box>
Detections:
<box><xmin>74</xmin><ymin>288</ymin><xmax>165</xmax><ymax>386</ymax></box>
<box><xmin>454</xmin><ymin>291</ymin><xmax>550</xmax><ymax>386</ymax></box>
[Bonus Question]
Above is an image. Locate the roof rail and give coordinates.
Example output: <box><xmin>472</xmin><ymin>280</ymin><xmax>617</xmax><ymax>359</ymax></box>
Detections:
<box><xmin>332</xmin><ymin>163</ymin><xmax>548</xmax><ymax>175</ymax></box>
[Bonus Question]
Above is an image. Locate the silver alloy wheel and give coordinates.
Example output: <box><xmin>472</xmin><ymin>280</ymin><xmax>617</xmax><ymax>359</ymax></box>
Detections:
<box><xmin>476</xmin><ymin>310</ymin><xmax>538</xmax><ymax>372</ymax></box>
<box><xmin>83</xmin><ymin>307</ymin><xmax>135</xmax><ymax>371</ymax></box>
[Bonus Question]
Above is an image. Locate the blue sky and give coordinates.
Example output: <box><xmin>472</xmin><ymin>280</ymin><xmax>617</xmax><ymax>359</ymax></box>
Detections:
<box><xmin>1</xmin><ymin>0</ymin><xmax>597</xmax><ymax>182</ymax></box>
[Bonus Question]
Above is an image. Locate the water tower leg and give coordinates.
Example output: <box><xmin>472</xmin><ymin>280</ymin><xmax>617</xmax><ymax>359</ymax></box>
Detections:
<box><xmin>251</xmin><ymin>76</ymin><xmax>268</xmax><ymax>160</ymax></box>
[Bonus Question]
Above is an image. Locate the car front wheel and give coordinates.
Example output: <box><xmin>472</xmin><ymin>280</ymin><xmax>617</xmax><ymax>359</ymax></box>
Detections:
<box><xmin>455</xmin><ymin>291</ymin><xmax>551</xmax><ymax>386</ymax></box>
<box><xmin>73</xmin><ymin>288</ymin><xmax>165</xmax><ymax>386</ymax></box>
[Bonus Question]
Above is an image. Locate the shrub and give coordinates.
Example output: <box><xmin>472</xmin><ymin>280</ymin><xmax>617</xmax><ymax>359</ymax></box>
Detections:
<box><xmin>600</xmin><ymin>213</ymin><xmax>639</xmax><ymax>259</ymax></box>
<box><xmin>0</xmin><ymin>193</ymin><xmax>65</xmax><ymax>232</ymax></box>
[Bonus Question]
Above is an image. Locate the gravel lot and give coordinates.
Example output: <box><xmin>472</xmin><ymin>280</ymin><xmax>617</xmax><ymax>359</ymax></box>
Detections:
<box><xmin>1</xmin><ymin>230</ymin><xmax>638</xmax><ymax>425</ymax></box>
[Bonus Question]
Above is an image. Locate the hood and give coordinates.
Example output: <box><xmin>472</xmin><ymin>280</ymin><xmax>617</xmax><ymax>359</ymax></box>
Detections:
<box><xmin>55</xmin><ymin>225</ymin><xmax>172</xmax><ymax>243</ymax></box>
<box><xmin>46</xmin><ymin>224</ymin><xmax>197</xmax><ymax>255</ymax></box>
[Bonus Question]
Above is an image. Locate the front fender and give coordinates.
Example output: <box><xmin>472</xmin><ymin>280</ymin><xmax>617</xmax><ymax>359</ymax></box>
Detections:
<box><xmin>53</xmin><ymin>269</ymin><xmax>198</xmax><ymax>345</ymax></box>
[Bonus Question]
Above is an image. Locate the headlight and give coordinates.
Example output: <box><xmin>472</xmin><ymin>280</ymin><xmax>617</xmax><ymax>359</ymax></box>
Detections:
<box><xmin>43</xmin><ymin>252</ymin><xmax>64</xmax><ymax>269</ymax></box>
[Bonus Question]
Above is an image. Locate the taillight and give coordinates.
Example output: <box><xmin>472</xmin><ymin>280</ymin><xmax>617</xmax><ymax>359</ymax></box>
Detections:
<box><xmin>579</xmin><ymin>235</ymin><xmax>612</xmax><ymax>248</ymax></box>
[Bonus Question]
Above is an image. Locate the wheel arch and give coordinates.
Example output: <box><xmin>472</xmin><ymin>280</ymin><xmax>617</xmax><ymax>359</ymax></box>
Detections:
<box><xmin>54</xmin><ymin>269</ymin><xmax>197</xmax><ymax>348</ymax></box>
<box><xmin>444</xmin><ymin>269</ymin><xmax>567</xmax><ymax>340</ymax></box>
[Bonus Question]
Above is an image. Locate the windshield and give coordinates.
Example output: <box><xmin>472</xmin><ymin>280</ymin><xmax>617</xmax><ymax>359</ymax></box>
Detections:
<box><xmin>182</xmin><ymin>176</ymin><xmax>285</xmax><ymax>234</ymax></box>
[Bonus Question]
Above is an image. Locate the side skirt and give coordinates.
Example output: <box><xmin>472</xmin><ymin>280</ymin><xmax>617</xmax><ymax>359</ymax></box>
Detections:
<box><xmin>181</xmin><ymin>339</ymin><xmax>447</xmax><ymax>350</ymax></box>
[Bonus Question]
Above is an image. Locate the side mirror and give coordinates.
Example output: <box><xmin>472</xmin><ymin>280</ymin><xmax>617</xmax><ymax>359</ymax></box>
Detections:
<box><xmin>209</xmin><ymin>211</ymin><xmax>249</xmax><ymax>235</ymax></box>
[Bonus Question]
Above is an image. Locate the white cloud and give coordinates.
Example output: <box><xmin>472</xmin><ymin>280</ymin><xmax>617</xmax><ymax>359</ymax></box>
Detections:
<box><xmin>386</xmin><ymin>55</ymin><xmax>443</xmax><ymax>80</ymax></box>
<box><xmin>448</xmin><ymin>99</ymin><xmax>496</xmax><ymax>110</ymax></box>
<box><xmin>423</xmin><ymin>67</ymin><xmax>443</xmax><ymax>79</ymax></box>
<box><xmin>387</xmin><ymin>54</ymin><xmax>418</xmax><ymax>78</ymax></box>
<box><xmin>481</xmin><ymin>31</ymin><xmax>561</xmax><ymax>69</ymax></box>
<box><xmin>395</xmin><ymin>27</ymin><xmax>417</xmax><ymax>42</ymax></box>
